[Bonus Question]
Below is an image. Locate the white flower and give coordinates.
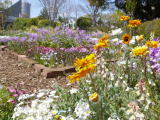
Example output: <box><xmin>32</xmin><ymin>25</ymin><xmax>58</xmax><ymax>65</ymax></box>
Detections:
<box><xmin>37</xmin><ymin>92</ymin><xmax>45</xmax><ymax>98</ymax></box>
<box><xmin>70</xmin><ymin>88</ymin><xmax>78</xmax><ymax>94</ymax></box>
<box><xmin>111</xmin><ymin>28</ymin><xmax>122</xmax><ymax>36</ymax></box>
<box><xmin>75</xmin><ymin>101</ymin><xmax>91</xmax><ymax>120</ymax></box>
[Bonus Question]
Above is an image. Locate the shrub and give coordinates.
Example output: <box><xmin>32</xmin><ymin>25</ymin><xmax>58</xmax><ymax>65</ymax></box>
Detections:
<box><xmin>0</xmin><ymin>88</ymin><xmax>15</xmax><ymax>120</ymax></box>
<box><xmin>138</xmin><ymin>19</ymin><xmax>160</xmax><ymax>38</ymax></box>
<box><xmin>52</xmin><ymin>21</ymin><xmax>61</xmax><ymax>28</ymax></box>
<box><xmin>13</xmin><ymin>18</ymin><xmax>30</xmax><ymax>30</ymax></box>
<box><xmin>76</xmin><ymin>17</ymin><xmax>92</xmax><ymax>30</ymax></box>
<box><xmin>38</xmin><ymin>19</ymin><xmax>49</xmax><ymax>28</ymax></box>
<box><xmin>27</xmin><ymin>18</ymin><xmax>39</xmax><ymax>27</ymax></box>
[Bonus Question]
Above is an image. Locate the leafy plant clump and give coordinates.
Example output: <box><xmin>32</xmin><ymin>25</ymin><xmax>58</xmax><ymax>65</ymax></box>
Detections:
<box><xmin>0</xmin><ymin>88</ymin><xmax>15</xmax><ymax>120</ymax></box>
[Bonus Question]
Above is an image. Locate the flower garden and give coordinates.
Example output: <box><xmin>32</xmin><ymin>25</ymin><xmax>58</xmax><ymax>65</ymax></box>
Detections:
<box><xmin>1</xmin><ymin>16</ymin><xmax>160</xmax><ymax>120</ymax></box>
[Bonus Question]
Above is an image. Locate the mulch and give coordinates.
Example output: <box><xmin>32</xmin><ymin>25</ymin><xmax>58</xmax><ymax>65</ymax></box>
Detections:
<box><xmin>0</xmin><ymin>50</ymin><xmax>73</xmax><ymax>93</ymax></box>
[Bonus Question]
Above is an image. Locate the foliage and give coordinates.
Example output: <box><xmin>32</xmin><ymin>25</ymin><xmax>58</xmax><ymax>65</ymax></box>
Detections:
<box><xmin>138</xmin><ymin>19</ymin><xmax>160</xmax><ymax>38</ymax></box>
<box><xmin>13</xmin><ymin>18</ymin><xmax>50</xmax><ymax>30</ymax></box>
<box><xmin>87</xmin><ymin>0</ymin><xmax>109</xmax><ymax>9</ymax></box>
<box><xmin>27</xmin><ymin>18</ymin><xmax>39</xmax><ymax>27</ymax></box>
<box><xmin>76</xmin><ymin>17</ymin><xmax>92</xmax><ymax>30</ymax></box>
<box><xmin>100</xmin><ymin>9</ymin><xmax>125</xmax><ymax>29</ymax></box>
<box><xmin>38</xmin><ymin>8</ymin><xmax>49</xmax><ymax>19</ymax></box>
<box><xmin>115</xmin><ymin>0</ymin><xmax>160</xmax><ymax>21</ymax></box>
<box><xmin>0</xmin><ymin>27</ymin><xmax>97</xmax><ymax>67</ymax></box>
<box><xmin>38</xmin><ymin>19</ymin><xmax>50</xmax><ymax>28</ymax></box>
<box><xmin>86</xmin><ymin>0</ymin><xmax>110</xmax><ymax>26</ymax></box>
<box><xmin>49</xmin><ymin>16</ymin><xmax>160</xmax><ymax>120</ymax></box>
<box><xmin>12</xmin><ymin>18</ymin><xmax>30</xmax><ymax>30</ymax></box>
<box><xmin>0</xmin><ymin>88</ymin><xmax>14</xmax><ymax>120</ymax></box>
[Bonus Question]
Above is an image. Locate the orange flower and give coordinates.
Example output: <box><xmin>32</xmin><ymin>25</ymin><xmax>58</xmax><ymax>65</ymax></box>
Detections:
<box><xmin>122</xmin><ymin>33</ymin><xmax>131</xmax><ymax>44</ymax></box>
<box><xmin>128</xmin><ymin>20</ymin><xmax>141</xmax><ymax>27</ymax></box>
<box><xmin>67</xmin><ymin>72</ymin><xmax>81</xmax><ymax>83</ymax></box>
<box><xmin>74</xmin><ymin>54</ymin><xmax>96</xmax><ymax>70</ymax></box>
<box><xmin>98</xmin><ymin>34</ymin><xmax>109</xmax><ymax>43</ymax></box>
<box><xmin>145</xmin><ymin>41</ymin><xmax>159</xmax><ymax>48</ymax></box>
<box><xmin>120</xmin><ymin>16</ymin><xmax>130</xmax><ymax>21</ymax></box>
<box><xmin>93</xmin><ymin>35</ymin><xmax>109</xmax><ymax>49</ymax></box>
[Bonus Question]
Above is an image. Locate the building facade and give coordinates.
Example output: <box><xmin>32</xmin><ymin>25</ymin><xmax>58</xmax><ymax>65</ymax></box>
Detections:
<box><xmin>8</xmin><ymin>0</ymin><xmax>31</xmax><ymax>18</ymax></box>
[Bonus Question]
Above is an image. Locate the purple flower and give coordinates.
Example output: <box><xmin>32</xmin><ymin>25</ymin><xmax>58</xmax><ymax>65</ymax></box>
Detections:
<box><xmin>149</xmin><ymin>47</ymin><xmax>160</xmax><ymax>73</ymax></box>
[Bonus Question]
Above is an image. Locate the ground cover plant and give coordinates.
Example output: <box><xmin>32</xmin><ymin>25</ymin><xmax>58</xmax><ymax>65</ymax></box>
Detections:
<box><xmin>4</xmin><ymin>16</ymin><xmax>160</xmax><ymax>120</ymax></box>
<box><xmin>0</xmin><ymin>27</ymin><xmax>100</xmax><ymax>67</ymax></box>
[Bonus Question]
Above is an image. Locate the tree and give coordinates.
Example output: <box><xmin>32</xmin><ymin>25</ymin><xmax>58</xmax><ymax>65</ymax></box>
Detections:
<box><xmin>38</xmin><ymin>0</ymin><xmax>66</xmax><ymax>22</ymax></box>
<box><xmin>0</xmin><ymin>0</ymin><xmax>12</xmax><ymax>10</ymax></box>
<box><xmin>38</xmin><ymin>8</ymin><xmax>49</xmax><ymax>19</ymax></box>
<box><xmin>115</xmin><ymin>0</ymin><xmax>160</xmax><ymax>21</ymax></box>
<box><xmin>86</xmin><ymin>0</ymin><xmax>110</xmax><ymax>26</ymax></box>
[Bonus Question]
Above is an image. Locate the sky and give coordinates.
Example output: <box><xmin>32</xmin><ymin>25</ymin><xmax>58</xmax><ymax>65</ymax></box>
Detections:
<box><xmin>10</xmin><ymin>0</ymin><xmax>88</xmax><ymax>18</ymax></box>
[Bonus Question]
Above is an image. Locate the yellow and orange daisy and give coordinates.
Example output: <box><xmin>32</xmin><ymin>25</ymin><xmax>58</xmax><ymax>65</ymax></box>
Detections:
<box><xmin>93</xmin><ymin>35</ymin><xmax>109</xmax><ymax>49</ymax></box>
<box><xmin>132</xmin><ymin>46</ymin><xmax>148</xmax><ymax>56</ymax></box>
<box><xmin>128</xmin><ymin>20</ymin><xmax>141</xmax><ymax>27</ymax></box>
<box><xmin>145</xmin><ymin>41</ymin><xmax>159</xmax><ymax>48</ymax></box>
<box><xmin>74</xmin><ymin>54</ymin><xmax>96</xmax><ymax>70</ymax></box>
<box><xmin>120</xmin><ymin>16</ymin><xmax>130</xmax><ymax>21</ymax></box>
<box><xmin>122</xmin><ymin>33</ymin><xmax>131</xmax><ymax>44</ymax></box>
<box><xmin>68</xmin><ymin>53</ymin><xmax>96</xmax><ymax>83</ymax></box>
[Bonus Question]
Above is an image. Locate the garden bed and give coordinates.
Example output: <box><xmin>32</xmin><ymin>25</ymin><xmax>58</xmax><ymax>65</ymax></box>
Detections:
<box><xmin>0</xmin><ymin>47</ymin><xmax>75</xmax><ymax>93</ymax></box>
<box><xmin>0</xmin><ymin>45</ymin><xmax>76</xmax><ymax>78</ymax></box>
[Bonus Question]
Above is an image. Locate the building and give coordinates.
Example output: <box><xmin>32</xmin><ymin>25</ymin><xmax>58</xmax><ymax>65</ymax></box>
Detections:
<box><xmin>0</xmin><ymin>11</ymin><xmax>6</xmax><ymax>27</ymax></box>
<box><xmin>8</xmin><ymin>0</ymin><xmax>31</xmax><ymax>18</ymax></box>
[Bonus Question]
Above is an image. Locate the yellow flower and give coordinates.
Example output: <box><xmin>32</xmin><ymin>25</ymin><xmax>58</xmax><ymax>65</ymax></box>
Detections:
<box><xmin>89</xmin><ymin>92</ymin><xmax>99</xmax><ymax>102</ymax></box>
<box><xmin>93</xmin><ymin>41</ymin><xmax>109</xmax><ymax>49</ymax></box>
<box><xmin>132</xmin><ymin>46</ymin><xmax>148</xmax><ymax>56</ymax></box>
<box><xmin>54</xmin><ymin>115</ymin><xmax>62</xmax><ymax>120</ymax></box>
<box><xmin>145</xmin><ymin>41</ymin><xmax>159</xmax><ymax>48</ymax></box>
<box><xmin>68</xmin><ymin>64</ymin><xmax>96</xmax><ymax>83</ymax></box>
<box><xmin>122</xmin><ymin>33</ymin><xmax>131</xmax><ymax>44</ymax></box>
<box><xmin>74</xmin><ymin>54</ymin><xmax>96</xmax><ymax>70</ymax></box>
<box><xmin>128</xmin><ymin>20</ymin><xmax>141</xmax><ymax>27</ymax></box>
<box><xmin>67</xmin><ymin>72</ymin><xmax>81</xmax><ymax>84</ymax></box>
<box><xmin>136</xmin><ymin>35</ymin><xmax>144</xmax><ymax>41</ymax></box>
<box><xmin>98</xmin><ymin>34</ymin><xmax>109</xmax><ymax>43</ymax></box>
<box><xmin>68</xmin><ymin>53</ymin><xmax>96</xmax><ymax>83</ymax></box>
<box><xmin>120</xmin><ymin>16</ymin><xmax>130</xmax><ymax>21</ymax></box>
<box><xmin>94</xmin><ymin>35</ymin><xmax>109</xmax><ymax>49</ymax></box>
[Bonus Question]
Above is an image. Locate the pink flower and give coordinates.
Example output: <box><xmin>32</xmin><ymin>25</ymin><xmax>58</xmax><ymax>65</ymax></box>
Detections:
<box><xmin>11</xmin><ymin>100</ymin><xmax>16</xmax><ymax>104</ymax></box>
<box><xmin>8</xmin><ymin>87</ymin><xmax>16</xmax><ymax>93</ymax></box>
<box><xmin>13</xmin><ymin>94</ymin><xmax>19</xmax><ymax>97</ymax></box>
<box><xmin>17</xmin><ymin>90</ymin><xmax>26</xmax><ymax>95</ymax></box>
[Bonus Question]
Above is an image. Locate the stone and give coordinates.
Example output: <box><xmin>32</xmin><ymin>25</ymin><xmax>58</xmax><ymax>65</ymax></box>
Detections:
<box><xmin>17</xmin><ymin>55</ymin><xmax>36</xmax><ymax>66</ymax></box>
<box><xmin>33</xmin><ymin>64</ymin><xmax>47</xmax><ymax>73</ymax></box>
<box><xmin>0</xmin><ymin>46</ymin><xmax>7</xmax><ymax>51</ymax></box>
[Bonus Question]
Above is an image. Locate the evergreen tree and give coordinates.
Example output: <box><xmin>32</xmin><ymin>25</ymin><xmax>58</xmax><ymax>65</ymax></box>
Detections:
<box><xmin>115</xmin><ymin>0</ymin><xmax>160</xmax><ymax>21</ymax></box>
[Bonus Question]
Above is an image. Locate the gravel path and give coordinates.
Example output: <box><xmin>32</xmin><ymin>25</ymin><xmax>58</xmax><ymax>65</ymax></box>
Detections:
<box><xmin>0</xmin><ymin>50</ymin><xmax>70</xmax><ymax>93</ymax></box>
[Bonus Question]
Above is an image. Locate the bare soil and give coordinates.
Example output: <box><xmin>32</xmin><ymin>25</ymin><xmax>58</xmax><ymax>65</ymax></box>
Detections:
<box><xmin>0</xmin><ymin>50</ymin><xmax>72</xmax><ymax>93</ymax></box>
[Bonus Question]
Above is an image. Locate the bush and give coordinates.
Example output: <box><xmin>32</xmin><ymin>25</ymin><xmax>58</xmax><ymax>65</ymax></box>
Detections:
<box><xmin>76</xmin><ymin>17</ymin><xmax>92</xmax><ymax>30</ymax></box>
<box><xmin>13</xmin><ymin>18</ymin><xmax>30</xmax><ymax>30</ymax></box>
<box><xmin>38</xmin><ymin>19</ymin><xmax>49</xmax><ymax>28</ymax></box>
<box><xmin>27</xmin><ymin>18</ymin><xmax>39</xmax><ymax>27</ymax></box>
<box><xmin>51</xmin><ymin>21</ymin><xmax>61</xmax><ymax>28</ymax></box>
<box><xmin>0</xmin><ymin>88</ymin><xmax>15</xmax><ymax>120</ymax></box>
<box><xmin>138</xmin><ymin>19</ymin><xmax>160</xmax><ymax>38</ymax></box>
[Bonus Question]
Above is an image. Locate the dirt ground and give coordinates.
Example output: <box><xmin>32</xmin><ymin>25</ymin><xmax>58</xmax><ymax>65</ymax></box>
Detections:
<box><xmin>0</xmin><ymin>50</ymin><xmax>72</xmax><ymax>93</ymax></box>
